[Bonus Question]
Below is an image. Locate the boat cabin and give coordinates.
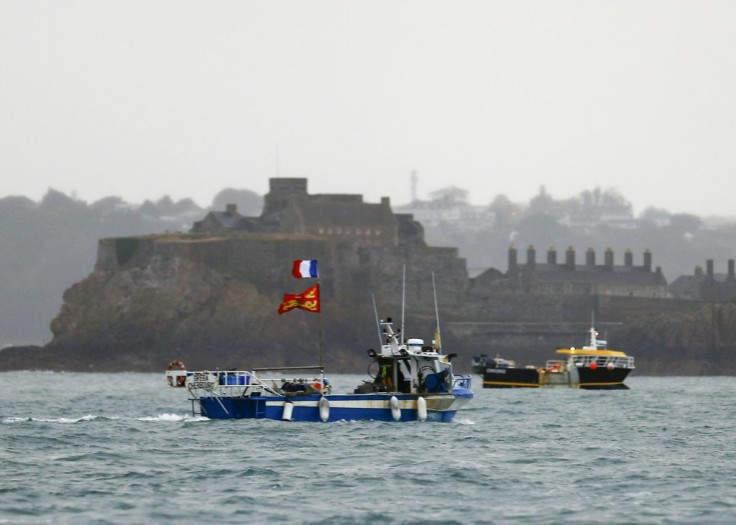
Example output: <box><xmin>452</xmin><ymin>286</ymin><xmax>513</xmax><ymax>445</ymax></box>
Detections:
<box><xmin>355</xmin><ymin>318</ymin><xmax>455</xmax><ymax>395</ymax></box>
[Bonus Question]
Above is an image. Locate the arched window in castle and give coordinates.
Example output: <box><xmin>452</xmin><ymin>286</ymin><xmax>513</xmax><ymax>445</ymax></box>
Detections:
<box><xmin>336</xmin><ymin>227</ymin><xmax>342</xmax><ymax>235</ymax></box>
<box><xmin>327</xmin><ymin>228</ymin><xmax>333</xmax><ymax>235</ymax></box>
<box><xmin>318</xmin><ymin>228</ymin><xmax>325</xmax><ymax>235</ymax></box>
<box><xmin>356</xmin><ymin>228</ymin><xmax>362</xmax><ymax>235</ymax></box>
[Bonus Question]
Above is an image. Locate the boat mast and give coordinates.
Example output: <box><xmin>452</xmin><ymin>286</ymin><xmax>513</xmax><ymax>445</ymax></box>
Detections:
<box><xmin>400</xmin><ymin>264</ymin><xmax>406</xmax><ymax>345</ymax></box>
<box><xmin>318</xmin><ymin>276</ymin><xmax>324</xmax><ymax>371</ymax></box>
<box><xmin>371</xmin><ymin>293</ymin><xmax>383</xmax><ymax>347</ymax></box>
<box><xmin>432</xmin><ymin>271</ymin><xmax>442</xmax><ymax>353</ymax></box>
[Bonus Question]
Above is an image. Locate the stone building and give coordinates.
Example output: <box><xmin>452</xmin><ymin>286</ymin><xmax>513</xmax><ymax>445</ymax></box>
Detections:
<box><xmin>472</xmin><ymin>245</ymin><xmax>668</xmax><ymax>298</ymax></box>
<box><xmin>190</xmin><ymin>203</ymin><xmax>259</xmax><ymax>232</ymax></box>
<box><xmin>142</xmin><ymin>177</ymin><xmax>468</xmax><ymax>308</ymax></box>
<box><xmin>669</xmin><ymin>259</ymin><xmax>736</xmax><ymax>301</ymax></box>
<box><xmin>193</xmin><ymin>178</ymin><xmax>398</xmax><ymax>247</ymax></box>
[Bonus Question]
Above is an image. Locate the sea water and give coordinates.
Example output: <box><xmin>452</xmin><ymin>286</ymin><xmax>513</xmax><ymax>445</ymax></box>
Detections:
<box><xmin>1</xmin><ymin>372</ymin><xmax>735</xmax><ymax>524</ymax></box>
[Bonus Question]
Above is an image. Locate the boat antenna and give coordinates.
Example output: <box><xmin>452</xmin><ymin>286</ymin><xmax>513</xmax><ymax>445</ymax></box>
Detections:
<box><xmin>371</xmin><ymin>293</ymin><xmax>382</xmax><ymax>347</ymax></box>
<box><xmin>400</xmin><ymin>264</ymin><xmax>406</xmax><ymax>345</ymax></box>
<box><xmin>588</xmin><ymin>310</ymin><xmax>596</xmax><ymax>348</ymax></box>
<box><xmin>432</xmin><ymin>271</ymin><xmax>442</xmax><ymax>353</ymax></box>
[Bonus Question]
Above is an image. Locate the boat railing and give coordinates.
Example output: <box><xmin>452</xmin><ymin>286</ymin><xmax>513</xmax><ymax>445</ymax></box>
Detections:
<box><xmin>544</xmin><ymin>360</ymin><xmax>567</xmax><ymax>372</ymax></box>
<box><xmin>186</xmin><ymin>370</ymin><xmax>327</xmax><ymax>397</ymax></box>
<box><xmin>568</xmin><ymin>355</ymin><xmax>635</xmax><ymax>369</ymax></box>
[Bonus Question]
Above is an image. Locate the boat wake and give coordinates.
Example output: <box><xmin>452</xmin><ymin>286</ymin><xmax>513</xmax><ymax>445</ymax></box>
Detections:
<box><xmin>2</xmin><ymin>414</ymin><xmax>207</xmax><ymax>424</ymax></box>
<box><xmin>137</xmin><ymin>413</ymin><xmax>209</xmax><ymax>423</ymax></box>
<box><xmin>2</xmin><ymin>415</ymin><xmax>116</xmax><ymax>424</ymax></box>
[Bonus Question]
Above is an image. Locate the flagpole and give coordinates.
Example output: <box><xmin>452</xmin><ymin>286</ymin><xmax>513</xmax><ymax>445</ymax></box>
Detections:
<box><xmin>318</xmin><ymin>279</ymin><xmax>323</xmax><ymax>371</ymax></box>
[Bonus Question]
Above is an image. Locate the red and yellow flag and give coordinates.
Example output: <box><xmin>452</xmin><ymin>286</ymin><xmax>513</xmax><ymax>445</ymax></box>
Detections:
<box><xmin>277</xmin><ymin>284</ymin><xmax>320</xmax><ymax>315</ymax></box>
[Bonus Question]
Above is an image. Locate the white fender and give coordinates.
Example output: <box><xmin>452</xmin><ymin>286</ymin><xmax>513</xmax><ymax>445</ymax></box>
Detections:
<box><xmin>390</xmin><ymin>395</ymin><xmax>401</xmax><ymax>421</ymax></box>
<box><xmin>417</xmin><ymin>396</ymin><xmax>427</xmax><ymax>422</ymax></box>
<box><xmin>282</xmin><ymin>400</ymin><xmax>294</xmax><ymax>421</ymax></box>
<box><xmin>318</xmin><ymin>396</ymin><xmax>330</xmax><ymax>422</ymax></box>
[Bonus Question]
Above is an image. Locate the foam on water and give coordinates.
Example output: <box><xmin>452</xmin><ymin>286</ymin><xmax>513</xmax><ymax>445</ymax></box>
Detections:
<box><xmin>137</xmin><ymin>413</ymin><xmax>208</xmax><ymax>422</ymax></box>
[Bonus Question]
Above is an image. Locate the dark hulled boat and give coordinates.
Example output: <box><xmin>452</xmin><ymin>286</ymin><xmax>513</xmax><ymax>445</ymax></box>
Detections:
<box><xmin>482</xmin><ymin>326</ymin><xmax>635</xmax><ymax>389</ymax></box>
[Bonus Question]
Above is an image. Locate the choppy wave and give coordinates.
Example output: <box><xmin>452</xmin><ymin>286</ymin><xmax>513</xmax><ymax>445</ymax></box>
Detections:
<box><xmin>1</xmin><ymin>373</ymin><xmax>736</xmax><ymax>523</ymax></box>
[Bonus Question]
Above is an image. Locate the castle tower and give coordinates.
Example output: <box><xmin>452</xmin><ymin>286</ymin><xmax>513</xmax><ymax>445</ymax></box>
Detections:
<box><xmin>262</xmin><ymin>178</ymin><xmax>308</xmax><ymax>216</ymax></box>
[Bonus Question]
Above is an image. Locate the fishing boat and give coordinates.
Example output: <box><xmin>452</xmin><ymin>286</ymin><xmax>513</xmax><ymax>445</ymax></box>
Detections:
<box><xmin>165</xmin><ymin>262</ymin><xmax>473</xmax><ymax>422</ymax></box>
<box><xmin>482</xmin><ymin>325</ymin><xmax>635</xmax><ymax>389</ymax></box>
<box><xmin>166</xmin><ymin>317</ymin><xmax>472</xmax><ymax>422</ymax></box>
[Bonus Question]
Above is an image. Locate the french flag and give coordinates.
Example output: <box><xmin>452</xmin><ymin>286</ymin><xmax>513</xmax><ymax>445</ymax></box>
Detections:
<box><xmin>292</xmin><ymin>259</ymin><xmax>319</xmax><ymax>279</ymax></box>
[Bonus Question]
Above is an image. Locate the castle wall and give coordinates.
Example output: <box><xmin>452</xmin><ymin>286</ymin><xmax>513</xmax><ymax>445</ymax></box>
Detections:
<box><xmin>96</xmin><ymin>232</ymin><xmax>469</xmax><ymax>311</ymax></box>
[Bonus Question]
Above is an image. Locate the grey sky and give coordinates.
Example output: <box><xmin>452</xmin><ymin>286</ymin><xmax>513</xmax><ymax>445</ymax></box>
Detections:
<box><xmin>1</xmin><ymin>1</ymin><xmax>735</xmax><ymax>216</ymax></box>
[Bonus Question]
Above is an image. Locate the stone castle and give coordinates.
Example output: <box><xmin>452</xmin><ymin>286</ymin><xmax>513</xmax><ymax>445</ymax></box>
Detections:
<box><xmin>98</xmin><ymin>177</ymin><xmax>469</xmax><ymax>309</ymax></box>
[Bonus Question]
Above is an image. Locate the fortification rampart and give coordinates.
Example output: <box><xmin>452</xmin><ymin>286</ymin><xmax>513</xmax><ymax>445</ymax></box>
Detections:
<box><xmin>96</xmin><ymin>233</ymin><xmax>469</xmax><ymax>309</ymax></box>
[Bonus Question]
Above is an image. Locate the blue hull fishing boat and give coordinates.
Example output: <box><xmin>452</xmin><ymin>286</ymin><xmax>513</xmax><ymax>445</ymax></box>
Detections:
<box><xmin>166</xmin><ymin>262</ymin><xmax>473</xmax><ymax>422</ymax></box>
<box><xmin>167</xmin><ymin>318</ymin><xmax>473</xmax><ymax>422</ymax></box>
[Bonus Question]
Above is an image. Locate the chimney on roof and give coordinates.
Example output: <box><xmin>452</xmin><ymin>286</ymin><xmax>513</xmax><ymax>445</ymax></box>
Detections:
<box><xmin>526</xmin><ymin>245</ymin><xmax>536</xmax><ymax>268</ymax></box>
<box><xmin>707</xmin><ymin>259</ymin><xmax>714</xmax><ymax>279</ymax></box>
<box><xmin>547</xmin><ymin>247</ymin><xmax>557</xmax><ymax>265</ymax></box>
<box><xmin>643</xmin><ymin>250</ymin><xmax>652</xmax><ymax>272</ymax></box>
<box><xmin>381</xmin><ymin>197</ymin><xmax>391</xmax><ymax>208</ymax></box>
<box><xmin>604</xmin><ymin>248</ymin><xmax>614</xmax><ymax>270</ymax></box>
<box><xmin>566</xmin><ymin>246</ymin><xmax>575</xmax><ymax>270</ymax></box>
<box><xmin>586</xmin><ymin>247</ymin><xmax>595</xmax><ymax>266</ymax></box>
<box><xmin>625</xmin><ymin>249</ymin><xmax>633</xmax><ymax>267</ymax></box>
<box><xmin>226</xmin><ymin>203</ymin><xmax>237</xmax><ymax>215</ymax></box>
<box><xmin>728</xmin><ymin>259</ymin><xmax>735</xmax><ymax>281</ymax></box>
<box><xmin>508</xmin><ymin>245</ymin><xmax>518</xmax><ymax>273</ymax></box>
